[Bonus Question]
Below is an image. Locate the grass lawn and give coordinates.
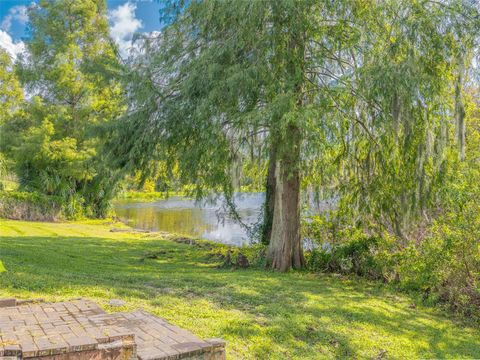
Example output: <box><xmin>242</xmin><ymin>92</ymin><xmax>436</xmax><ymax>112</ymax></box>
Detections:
<box><xmin>0</xmin><ymin>219</ymin><xmax>478</xmax><ymax>359</ymax></box>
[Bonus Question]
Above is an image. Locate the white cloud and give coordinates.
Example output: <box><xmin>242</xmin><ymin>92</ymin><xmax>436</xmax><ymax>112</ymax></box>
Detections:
<box><xmin>1</xmin><ymin>5</ymin><xmax>28</xmax><ymax>32</ymax></box>
<box><xmin>109</xmin><ymin>2</ymin><xmax>143</xmax><ymax>58</ymax></box>
<box><xmin>0</xmin><ymin>30</ymin><xmax>25</xmax><ymax>60</ymax></box>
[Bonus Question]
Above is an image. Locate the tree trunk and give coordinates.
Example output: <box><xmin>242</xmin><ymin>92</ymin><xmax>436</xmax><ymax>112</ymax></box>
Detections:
<box><xmin>261</xmin><ymin>145</ymin><xmax>276</xmax><ymax>245</ymax></box>
<box><xmin>266</xmin><ymin>3</ymin><xmax>305</xmax><ymax>271</ymax></box>
<box><xmin>266</xmin><ymin>125</ymin><xmax>304</xmax><ymax>271</ymax></box>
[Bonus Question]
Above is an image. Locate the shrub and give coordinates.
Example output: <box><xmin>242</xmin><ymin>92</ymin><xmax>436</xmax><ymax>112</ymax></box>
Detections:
<box><xmin>304</xmin><ymin>219</ymin><xmax>383</xmax><ymax>279</ymax></box>
<box><xmin>0</xmin><ymin>191</ymin><xmax>64</xmax><ymax>221</ymax></box>
<box><xmin>395</xmin><ymin>198</ymin><xmax>480</xmax><ymax>319</ymax></box>
<box><xmin>304</xmin><ymin>198</ymin><xmax>480</xmax><ymax>321</ymax></box>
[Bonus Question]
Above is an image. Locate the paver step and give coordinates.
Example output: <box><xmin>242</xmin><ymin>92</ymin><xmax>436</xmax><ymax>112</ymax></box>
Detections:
<box><xmin>0</xmin><ymin>298</ymin><xmax>225</xmax><ymax>360</ymax></box>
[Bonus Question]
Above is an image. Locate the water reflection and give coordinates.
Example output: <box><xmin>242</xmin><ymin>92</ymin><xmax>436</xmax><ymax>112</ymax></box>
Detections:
<box><xmin>114</xmin><ymin>193</ymin><xmax>264</xmax><ymax>246</ymax></box>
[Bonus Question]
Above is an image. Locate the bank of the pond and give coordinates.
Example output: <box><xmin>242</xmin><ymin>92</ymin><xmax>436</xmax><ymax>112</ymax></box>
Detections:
<box><xmin>0</xmin><ymin>219</ymin><xmax>479</xmax><ymax>359</ymax></box>
<box><xmin>115</xmin><ymin>190</ymin><xmax>187</xmax><ymax>202</ymax></box>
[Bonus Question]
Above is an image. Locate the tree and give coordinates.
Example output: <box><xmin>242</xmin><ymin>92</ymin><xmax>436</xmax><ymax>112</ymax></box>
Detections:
<box><xmin>0</xmin><ymin>49</ymin><xmax>23</xmax><ymax>125</ymax></box>
<box><xmin>115</xmin><ymin>0</ymin><xmax>315</xmax><ymax>270</ymax></box>
<box><xmin>10</xmin><ymin>0</ymin><xmax>124</xmax><ymax>217</ymax></box>
<box><xmin>0</xmin><ymin>48</ymin><xmax>24</xmax><ymax>186</ymax></box>
<box><xmin>321</xmin><ymin>1</ymin><xmax>480</xmax><ymax>241</ymax></box>
<box><xmin>114</xmin><ymin>0</ymin><xmax>478</xmax><ymax>271</ymax></box>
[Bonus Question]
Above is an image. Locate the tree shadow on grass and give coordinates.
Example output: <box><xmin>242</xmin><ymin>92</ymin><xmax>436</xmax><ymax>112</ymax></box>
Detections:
<box><xmin>0</xmin><ymin>234</ymin><xmax>479</xmax><ymax>359</ymax></box>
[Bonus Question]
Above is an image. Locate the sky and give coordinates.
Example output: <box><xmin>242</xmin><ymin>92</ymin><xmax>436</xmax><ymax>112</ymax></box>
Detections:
<box><xmin>0</xmin><ymin>0</ymin><xmax>165</xmax><ymax>59</ymax></box>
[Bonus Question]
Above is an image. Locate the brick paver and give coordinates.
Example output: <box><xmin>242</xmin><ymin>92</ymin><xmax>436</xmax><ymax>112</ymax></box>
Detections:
<box><xmin>0</xmin><ymin>299</ymin><xmax>225</xmax><ymax>360</ymax></box>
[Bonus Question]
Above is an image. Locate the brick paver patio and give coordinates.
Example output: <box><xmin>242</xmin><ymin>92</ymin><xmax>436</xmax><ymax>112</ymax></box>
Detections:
<box><xmin>0</xmin><ymin>298</ymin><xmax>225</xmax><ymax>360</ymax></box>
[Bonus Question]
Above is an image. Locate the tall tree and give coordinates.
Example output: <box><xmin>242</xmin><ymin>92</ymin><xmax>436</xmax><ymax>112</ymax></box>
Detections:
<box><xmin>0</xmin><ymin>48</ymin><xmax>24</xmax><ymax>183</ymax></box>
<box><xmin>10</xmin><ymin>0</ymin><xmax>124</xmax><ymax>217</ymax></box>
<box><xmin>115</xmin><ymin>0</ymin><xmax>314</xmax><ymax>270</ymax></box>
<box><xmin>0</xmin><ymin>49</ymin><xmax>23</xmax><ymax>125</ymax></box>
<box><xmin>319</xmin><ymin>0</ymin><xmax>480</xmax><ymax>240</ymax></box>
<box><xmin>114</xmin><ymin>0</ymin><xmax>478</xmax><ymax>270</ymax></box>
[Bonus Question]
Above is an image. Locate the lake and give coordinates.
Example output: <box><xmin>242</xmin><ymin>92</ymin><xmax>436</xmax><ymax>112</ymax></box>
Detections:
<box><xmin>114</xmin><ymin>193</ymin><xmax>264</xmax><ymax>246</ymax></box>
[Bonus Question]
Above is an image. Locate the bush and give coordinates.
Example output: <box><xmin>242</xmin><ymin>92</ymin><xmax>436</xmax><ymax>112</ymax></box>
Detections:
<box><xmin>394</xmin><ymin>198</ymin><xmax>480</xmax><ymax>319</ymax></box>
<box><xmin>0</xmin><ymin>191</ymin><xmax>64</xmax><ymax>221</ymax></box>
<box><xmin>304</xmin><ymin>199</ymin><xmax>480</xmax><ymax>321</ymax></box>
<box><xmin>304</xmin><ymin>219</ymin><xmax>383</xmax><ymax>279</ymax></box>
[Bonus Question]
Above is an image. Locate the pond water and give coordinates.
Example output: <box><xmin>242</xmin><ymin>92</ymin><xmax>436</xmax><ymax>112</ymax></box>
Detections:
<box><xmin>114</xmin><ymin>193</ymin><xmax>264</xmax><ymax>246</ymax></box>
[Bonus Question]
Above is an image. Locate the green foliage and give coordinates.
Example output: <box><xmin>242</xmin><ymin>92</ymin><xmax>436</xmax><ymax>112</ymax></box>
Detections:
<box><xmin>306</xmin><ymin>205</ymin><xmax>480</xmax><ymax>320</ymax></box>
<box><xmin>0</xmin><ymin>0</ymin><xmax>478</xmax><ymax>318</ymax></box>
<box><xmin>3</xmin><ymin>0</ymin><xmax>125</xmax><ymax>218</ymax></box>
<box><xmin>0</xmin><ymin>191</ymin><xmax>63</xmax><ymax>221</ymax></box>
<box><xmin>311</xmin><ymin>0</ymin><xmax>480</xmax><ymax>240</ymax></box>
<box><xmin>395</xmin><ymin>107</ymin><xmax>480</xmax><ymax>317</ymax></box>
<box><xmin>115</xmin><ymin>1</ymin><xmax>479</xmax><ymax>257</ymax></box>
<box><xmin>297</xmin><ymin>1</ymin><xmax>480</xmax><ymax>319</ymax></box>
<box><xmin>304</xmin><ymin>219</ymin><xmax>383</xmax><ymax>278</ymax></box>
<box><xmin>305</xmin><ymin>107</ymin><xmax>480</xmax><ymax>318</ymax></box>
<box><xmin>388</xmin><ymin>200</ymin><xmax>480</xmax><ymax>318</ymax></box>
<box><xmin>0</xmin><ymin>49</ymin><xmax>23</xmax><ymax>125</ymax></box>
<box><xmin>113</xmin><ymin>0</ymin><xmax>349</xmax><ymax>199</ymax></box>
<box><xmin>0</xmin><ymin>49</ymin><xmax>24</xmax><ymax>182</ymax></box>
<box><xmin>117</xmin><ymin>190</ymin><xmax>185</xmax><ymax>202</ymax></box>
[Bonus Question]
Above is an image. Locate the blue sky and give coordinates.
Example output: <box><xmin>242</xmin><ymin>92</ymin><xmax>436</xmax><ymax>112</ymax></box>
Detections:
<box><xmin>0</xmin><ymin>0</ymin><xmax>165</xmax><ymax>58</ymax></box>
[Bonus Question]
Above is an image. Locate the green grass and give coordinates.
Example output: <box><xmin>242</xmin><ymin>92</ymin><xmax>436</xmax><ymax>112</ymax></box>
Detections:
<box><xmin>0</xmin><ymin>179</ymin><xmax>19</xmax><ymax>191</ymax></box>
<box><xmin>0</xmin><ymin>219</ymin><xmax>478</xmax><ymax>359</ymax></box>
